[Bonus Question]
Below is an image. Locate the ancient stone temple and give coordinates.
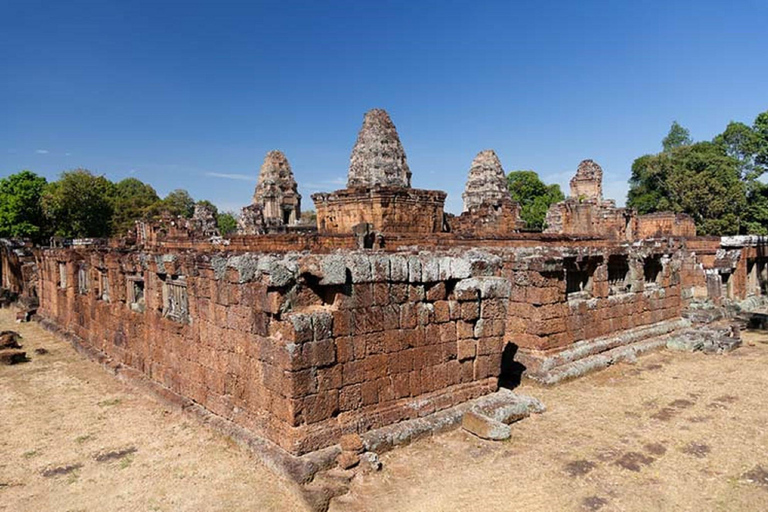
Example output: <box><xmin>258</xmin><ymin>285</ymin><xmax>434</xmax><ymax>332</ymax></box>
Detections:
<box><xmin>312</xmin><ymin>109</ymin><xmax>446</xmax><ymax>236</ymax></box>
<box><xmin>545</xmin><ymin>159</ymin><xmax>696</xmax><ymax>240</ymax></box>
<box><xmin>347</xmin><ymin>109</ymin><xmax>412</xmax><ymax>188</ymax></box>
<box><xmin>8</xmin><ymin>108</ymin><xmax>763</xmax><ymax>508</ymax></box>
<box><xmin>240</xmin><ymin>151</ymin><xmax>301</xmax><ymax>233</ymax></box>
<box><xmin>569</xmin><ymin>159</ymin><xmax>603</xmax><ymax>201</ymax></box>
<box><xmin>461</xmin><ymin>150</ymin><xmax>509</xmax><ymax>211</ymax></box>
<box><xmin>191</xmin><ymin>202</ymin><xmax>220</xmax><ymax>238</ymax></box>
<box><xmin>450</xmin><ymin>150</ymin><xmax>524</xmax><ymax>235</ymax></box>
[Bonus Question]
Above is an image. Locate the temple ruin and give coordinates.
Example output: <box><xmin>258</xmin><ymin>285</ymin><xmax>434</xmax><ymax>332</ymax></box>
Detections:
<box><xmin>312</xmin><ymin>109</ymin><xmax>447</xmax><ymax>236</ymax></box>
<box><xmin>451</xmin><ymin>150</ymin><xmax>524</xmax><ymax>235</ymax></box>
<box><xmin>1</xmin><ymin>108</ymin><xmax>765</xmax><ymax>507</ymax></box>
<box><xmin>544</xmin><ymin>159</ymin><xmax>696</xmax><ymax>240</ymax></box>
<box><xmin>239</xmin><ymin>150</ymin><xmax>302</xmax><ymax>234</ymax></box>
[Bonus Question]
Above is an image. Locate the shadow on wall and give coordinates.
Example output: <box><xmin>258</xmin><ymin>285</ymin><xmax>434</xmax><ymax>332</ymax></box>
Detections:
<box><xmin>499</xmin><ymin>342</ymin><xmax>526</xmax><ymax>390</ymax></box>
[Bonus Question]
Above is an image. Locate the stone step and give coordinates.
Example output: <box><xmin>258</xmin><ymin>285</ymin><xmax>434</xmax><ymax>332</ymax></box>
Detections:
<box><xmin>461</xmin><ymin>390</ymin><xmax>545</xmax><ymax>441</ymax></box>
<box><xmin>529</xmin><ymin>336</ymin><xmax>669</xmax><ymax>386</ymax></box>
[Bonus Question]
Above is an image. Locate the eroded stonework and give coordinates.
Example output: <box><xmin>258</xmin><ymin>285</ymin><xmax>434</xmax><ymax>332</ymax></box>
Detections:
<box><xmin>545</xmin><ymin>159</ymin><xmax>695</xmax><ymax>240</ymax></box>
<box><xmin>570</xmin><ymin>159</ymin><xmax>603</xmax><ymax>201</ymax></box>
<box><xmin>347</xmin><ymin>109</ymin><xmax>412</xmax><ymax>189</ymax></box>
<box><xmin>192</xmin><ymin>203</ymin><xmax>220</xmax><ymax>238</ymax></box>
<box><xmin>314</xmin><ymin>109</ymin><xmax>445</xmax><ymax>235</ymax></box>
<box><xmin>450</xmin><ymin>150</ymin><xmax>524</xmax><ymax>235</ymax></box>
<box><xmin>462</xmin><ymin>150</ymin><xmax>510</xmax><ymax>212</ymax></box>
<box><xmin>249</xmin><ymin>150</ymin><xmax>302</xmax><ymax>228</ymax></box>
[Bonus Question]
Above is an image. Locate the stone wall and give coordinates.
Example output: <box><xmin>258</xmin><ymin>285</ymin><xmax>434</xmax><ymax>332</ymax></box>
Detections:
<box><xmin>32</xmin><ymin>235</ymin><xmax>737</xmax><ymax>456</ymax></box>
<box><xmin>544</xmin><ymin>199</ymin><xmax>635</xmax><ymax>240</ymax></box>
<box><xmin>636</xmin><ymin>212</ymin><xmax>697</xmax><ymax>239</ymax></box>
<box><xmin>36</xmin><ymin>247</ymin><xmax>510</xmax><ymax>455</ymax></box>
<box><xmin>502</xmin><ymin>242</ymin><xmax>695</xmax><ymax>371</ymax></box>
<box><xmin>0</xmin><ymin>239</ymin><xmax>37</xmax><ymax>304</ymax></box>
<box><xmin>312</xmin><ymin>187</ymin><xmax>447</xmax><ymax>235</ymax></box>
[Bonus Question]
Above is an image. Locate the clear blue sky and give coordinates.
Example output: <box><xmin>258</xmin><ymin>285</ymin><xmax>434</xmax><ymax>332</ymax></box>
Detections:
<box><xmin>2</xmin><ymin>0</ymin><xmax>767</xmax><ymax>213</ymax></box>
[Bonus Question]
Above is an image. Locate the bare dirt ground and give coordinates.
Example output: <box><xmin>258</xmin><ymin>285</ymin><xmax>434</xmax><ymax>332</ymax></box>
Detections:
<box><xmin>333</xmin><ymin>332</ymin><xmax>768</xmax><ymax>512</ymax></box>
<box><xmin>3</xmin><ymin>308</ymin><xmax>768</xmax><ymax>512</ymax></box>
<box><xmin>0</xmin><ymin>309</ymin><xmax>304</xmax><ymax>512</ymax></box>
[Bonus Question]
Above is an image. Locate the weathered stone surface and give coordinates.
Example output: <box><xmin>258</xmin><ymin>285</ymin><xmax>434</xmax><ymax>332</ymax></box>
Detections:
<box><xmin>570</xmin><ymin>159</ymin><xmax>603</xmax><ymax>200</ymax></box>
<box><xmin>347</xmin><ymin>109</ymin><xmax>411</xmax><ymax>188</ymax></box>
<box><xmin>237</xmin><ymin>203</ymin><xmax>266</xmax><ymax>235</ymax></box>
<box><xmin>358</xmin><ymin>452</ymin><xmax>382</xmax><ymax>472</ymax></box>
<box><xmin>239</xmin><ymin>150</ymin><xmax>302</xmax><ymax>234</ymax></box>
<box><xmin>461</xmin><ymin>410</ymin><xmax>511</xmax><ymax>440</ymax></box>
<box><xmin>0</xmin><ymin>348</ymin><xmax>26</xmax><ymax>365</ymax></box>
<box><xmin>462</xmin><ymin>150</ymin><xmax>511</xmax><ymax>212</ymax></box>
<box><xmin>336</xmin><ymin>451</ymin><xmax>359</xmax><ymax>470</ymax></box>
<box><xmin>666</xmin><ymin>325</ymin><xmax>741</xmax><ymax>354</ymax></box>
<box><xmin>339</xmin><ymin>433</ymin><xmax>364</xmax><ymax>454</ymax></box>
<box><xmin>191</xmin><ymin>203</ymin><xmax>219</xmax><ymax>238</ymax></box>
<box><xmin>0</xmin><ymin>330</ymin><xmax>22</xmax><ymax>349</ymax></box>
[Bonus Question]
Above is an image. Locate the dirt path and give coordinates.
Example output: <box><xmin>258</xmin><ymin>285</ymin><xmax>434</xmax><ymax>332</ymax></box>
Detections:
<box><xmin>3</xmin><ymin>308</ymin><xmax>768</xmax><ymax>512</ymax></box>
<box><xmin>332</xmin><ymin>332</ymin><xmax>768</xmax><ymax>512</ymax></box>
<box><xmin>0</xmin><ymin>309</ymin><xmax>305</xmax><ymax>512</ymax></box>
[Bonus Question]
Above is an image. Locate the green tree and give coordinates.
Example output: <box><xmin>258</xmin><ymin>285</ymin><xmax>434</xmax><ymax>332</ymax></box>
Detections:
<box><xmin>0</xmin><ymin>170</ymin><xmax>48</xmax><ymax>241</ymax></box>
<box><xmin>713</xmin><ymin>121</ymin><xmax>762</xmax><ymax>180</ymax></box>
<box><xmin>628</xmin><ymin>143</ymin><xmax>745</xmax><ymax>235</ymax></box>
<box><xmin>42</xmin><ymin>169</ymin><xmax>115</xmax><ymax>238</ymax></box>
<box><xmin>217</xmin><ymin>212</ymin><xmax>238</xmax><ymax>235</ymax></box>
<box><xmin>662</xmin><ymin>121</ymin><xmax>693</xmax><ymax>152</ymax></box>
<box><xmin>506</xmin><ymin>170</ymin><xmax>565</xmax><ymax>231</ymax></box>
<box><xmin>161</xmin><ymin>189</ymin><xmax>195</xmax><ymax>218</ymax></box>
<box><xmin>109</xmin><ymin>178</ymin><xmax>160</xmax><ymax>234</ymax></box>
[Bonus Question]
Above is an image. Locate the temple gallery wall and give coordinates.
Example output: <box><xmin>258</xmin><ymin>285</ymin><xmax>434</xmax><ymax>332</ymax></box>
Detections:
<box><xmin>2</xmin><ymin>109</ymin><xmax>765</xmax><ymax>488</ymax></box>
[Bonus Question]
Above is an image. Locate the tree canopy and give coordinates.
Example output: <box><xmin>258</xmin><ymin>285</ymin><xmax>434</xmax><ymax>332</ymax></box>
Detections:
<box><xmin>0</xmin><ymin>170</ymin><xmax>48</xmax><ymax>241</ymax></box>
<box><xmin>506</xmin><ymin>170</ymin><xmax>564</xmax><ymax>231</ymax></box>
<box><xmin>662</xmin><ymin>121</ymin><xmax>693</xmax><ymax>152</ymax></box>
<box><xmin>217</xmin><ymin>212</ymin><xmax>238</xmax><ymax>235</ymax></box>
<box><xmin>628</xmin><ymin>111</ymin><xmax>768</xmax><ymax>235</ymax></box>
<box><xmin>42</xmin><ymin>169</ymin><xmax>115</xmax><ymax>238</ymax></box>
<box><xmin>110</xmin><ymin>178</ymin><xmax>160</xmax><ymax>234</ymax></box>
<box><xmin>161</xmin><ymin>189</ymin><xmax>195</xmax><ymax>218</ymax></box>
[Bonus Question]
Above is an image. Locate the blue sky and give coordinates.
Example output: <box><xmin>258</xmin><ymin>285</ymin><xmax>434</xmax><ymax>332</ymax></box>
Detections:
<box><xmin>2</xmin><ymin>0</ymin><xmax>767</xmax><ymax>214</ymax></box>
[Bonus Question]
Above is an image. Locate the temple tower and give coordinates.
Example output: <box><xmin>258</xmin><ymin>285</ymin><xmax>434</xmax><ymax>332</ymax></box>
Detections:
<box><xmin>347</xmin><ymin>109</ymin><xmax>412</xmax><ymax>188</ymax></box>
<box><xmin>252</xmin><ymin>150</ymin><xmax>301</xmax><ymax>226</ymax></box>
<box><xmin>312</xmin><ymin>109</ymin><xmax>446</xmax><ymax>236</ymax></box>
<box><xmin>569</xmin><ymin>159</ymin><xmax>603</xmax><ymax>201</ymax></box>
<box><xmin>461</xmin><ymin>150</ymin><xmax>512</xmax><ymax>212</ymax></box>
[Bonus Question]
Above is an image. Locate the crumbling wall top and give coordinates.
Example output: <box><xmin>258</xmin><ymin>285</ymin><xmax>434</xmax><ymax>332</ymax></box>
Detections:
<box><xmin>462</xmin><ymin>149</ymin><xmax>511</xmax><ymax>212</ymax></box>
<box><xmin>347</xmin><ymin>109</ymin><xmax>412</xmax><ymax>189</ymax></box>
<box><xmin>569</xmin><ymin>159</ymin><xmax>603</xmax><ymax>201</ymax></box>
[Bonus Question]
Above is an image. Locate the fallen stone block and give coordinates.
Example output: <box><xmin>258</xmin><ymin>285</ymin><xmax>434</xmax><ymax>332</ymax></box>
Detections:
<box><xmin>336</xmin><ymin>451</ymin><xmax>359</xmax><ymax>470</ymax></box>
<box><xmin>339</xmin><ymin>433</ymin><xmax>364</xmax><ymax>454</ymax></box>
<box><xmin>462</xmin><ymin>410</ymin><xmax>511</xmax><ymax>441</ymax></box>
<box><xmin>462</xmin><ymin>389</ymin><xmax>545</xmax><ymax>440</ymax></box>
<box><xmin>15</xmin><ymin>309</ymin><xmax>34</xmax><ymax>322</ymax></box>
<box><xmin>0</xmin><ymin>349</ymin><xmax>27</xmax><ymax>365</ymax></box>
<box><xmin>666</xmin><ymin>325</ymin><xmax>741</xmax><ymax>354</ymax></box>
<box><xmin>359</xmin><ymin>451</ymin><xmax>382</xmax><ymax>473</ymax></box>
<box><xmin>0</xmin><ymin>331</ymin><xmax>22</xmax><ymax>349</ymax></box>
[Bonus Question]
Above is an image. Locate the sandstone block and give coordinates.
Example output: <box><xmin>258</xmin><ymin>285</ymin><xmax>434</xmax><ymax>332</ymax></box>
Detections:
<box><xmin>461</xmin><ymin>410</ymin><xmax>511</xmax><ymax>441</ymax></box>
<box><xmin>339</xmin><ymin>433</ymin><xmax>364</xmax><ymax>454</ymax></box>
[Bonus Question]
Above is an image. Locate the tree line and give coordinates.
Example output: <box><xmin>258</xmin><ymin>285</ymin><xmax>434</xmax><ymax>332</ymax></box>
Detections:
<box><xmin>0</xmin><ymin>169</ymin><xmax>237</xmax><ymax>243</ymax></box>
<box><xmin>3</xmin><ymin>109</ymin><xmax>767</xmax><ymax>242</ymax></box>
<box><xmin>627</xmin><ymin>109</ymin><xmax>768</xmax><ymax>235</ymax></box>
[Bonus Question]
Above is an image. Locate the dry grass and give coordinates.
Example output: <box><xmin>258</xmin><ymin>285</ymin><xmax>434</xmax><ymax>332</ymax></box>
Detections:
<box><xmin>0</xmin><ymin>309</ymin><xmax>305</xmax><ymax>512</ymax></box>
<box><xmin>332</xmin><ymin>331</ymin><xmax>768</xmax><ymax>512</ymax></box>
<box><xmin>3</xmin><ymin>307</ymin><xmax>768</xmax><ymax>512</ymax></box>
